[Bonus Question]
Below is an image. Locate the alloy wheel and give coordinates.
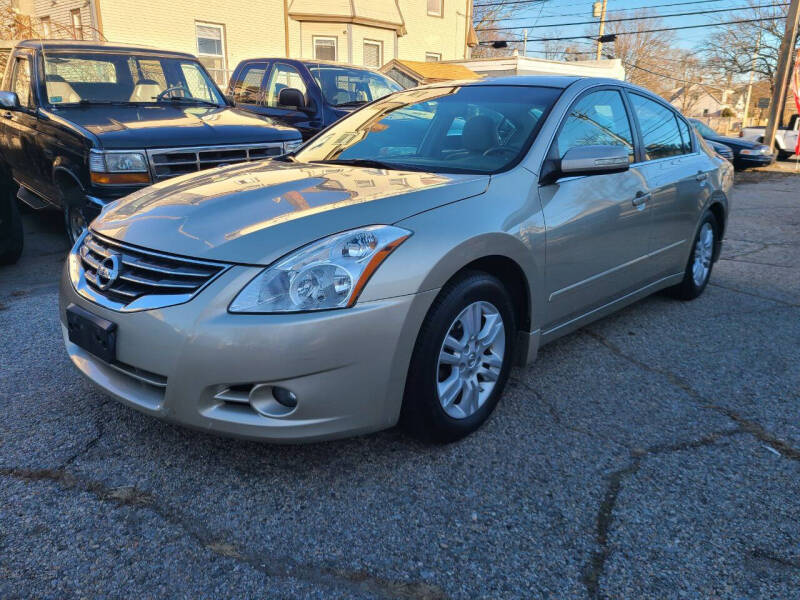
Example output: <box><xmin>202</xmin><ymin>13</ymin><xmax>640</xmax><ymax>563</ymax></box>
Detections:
<box><xmin>436</xmin><ymin>301</ymin><xmax>505</xmax><ymax>419</ymax></box>
<box><xmin>692</xmin><ymin>222</ymin><xmax>714</xmax><ymax>287</ymax></box>
<box><xmin>67</xmin><ymin>206</ymin><xmax>87</xmax><ymax>245</ymax></box>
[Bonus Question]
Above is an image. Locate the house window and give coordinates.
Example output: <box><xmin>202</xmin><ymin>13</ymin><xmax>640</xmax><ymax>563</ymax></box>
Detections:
<box><xmin>363</xmin><ymin>41</ymin><xmax>382</xmax><ymax>68</ymax></box>
<box><xmin>427</xmin><ymin>0</ymin><xmax>443</xmax><ymax>17</ymax></box>
<box><xmin>425</xmin><ymin>52</ymin><xmax>441</xmax><ymax>62</ymax></box>
<box><xmin>71</xmin><ymin>9</ymin><xmax>83</xmax><ymax>40</ymax></box>
<box><xmin>196</xmin><ymin>23</ymin><xmax>227</xmax><ymax>85</ymax></box>
<box><xmin>41</xmin><ymin>16</ymin><xmax>51</xmax><ymax>38</ymax></box>
<box><xmin>314</xmin><ymin>37</ymin><xmax>337</xmax><ymax>61</ymax></box>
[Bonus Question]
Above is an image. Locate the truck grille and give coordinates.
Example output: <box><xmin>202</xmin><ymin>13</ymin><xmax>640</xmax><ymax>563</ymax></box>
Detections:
<box><xmin>147</xmin><ymin>143</ymin><xmax>285</xmax><ymax>181</ymax></box>
<box><xmin>76</xmin><ymin>232</ymin><xmax>227</xmax><ymax>311</ymax></box>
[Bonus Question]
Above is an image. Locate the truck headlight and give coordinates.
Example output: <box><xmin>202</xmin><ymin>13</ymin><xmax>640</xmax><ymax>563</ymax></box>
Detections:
<box><xmin>284</xmin><ymin>139</ymin><xmax>303</xmax><ymax>153</ymax></box>
<box><xmin>90</xmin><ymin>150</ymin><xmax>151</xmax><ymax>185</ymax></box>
<box><xmin>229</xmin><ymin>225</ymin><xmax>411</xmax><ymax>313</ymax></box>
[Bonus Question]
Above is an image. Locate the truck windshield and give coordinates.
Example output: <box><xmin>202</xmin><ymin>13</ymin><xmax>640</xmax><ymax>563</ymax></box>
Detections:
<box><xmin>308</xmin><ymin>65</ymin><xmax>402</xmax><ymax>107</ymax></box>
<box><xmin>42</xmin><ymin>52</ymin><xmax>225</xmax><ymax>107</ymax></box>
<box><xmin>293</xmin><ymin>84</ymin><xmax>561</xmax><ymax>174</ymax></box>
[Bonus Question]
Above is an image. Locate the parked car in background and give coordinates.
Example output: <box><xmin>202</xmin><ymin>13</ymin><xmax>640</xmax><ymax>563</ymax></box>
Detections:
<box><xmin>227</xmin><ymin>59</ymin><xmax>401</xmax><ymax>139</ymax></box>
<box><xmin>740</xmin><ymin>114</ymin><xmax>799</xmax><ymax>160</ymax></box>
<box><xmin>61</xmin><ymin>76</ymin><xmax>732</xmax><ymax>443</ymax></box>
<box><xmin>0</xmin><ymin>40</ymin><xmax>303</xmax><ymax>265</ymax></box>
<box><xmin>689</xmin><ymin>118</ymin><xmax>773</xmax><ymax>170</ymax></box>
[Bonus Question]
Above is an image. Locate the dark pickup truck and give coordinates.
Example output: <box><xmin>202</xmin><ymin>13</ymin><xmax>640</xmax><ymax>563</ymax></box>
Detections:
<box><xmin>0</xmin><ymin>40</ymin><xmax>302</xmax><ymax>265</ymax></box>
<box><xmin>227</xmin><ymin>58</ymin><xmax>401</xmax><ymax>140</ymax></box>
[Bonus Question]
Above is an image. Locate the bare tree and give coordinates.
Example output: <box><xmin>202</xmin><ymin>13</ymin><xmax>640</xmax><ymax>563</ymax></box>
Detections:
<box><xmin>703</xmin><ymin>1</ymin><xmax>796</xmax><ymax>92</ymax></box>
<box><xmin>472</xmin><ymin>0</ymin><xmax>529</xmax><ymax>58</ymax></box>
<box><xmin>0</xmin><ymin>1</ymin><xmax>103</xmax><ymax>40</ymax></box>
<box><xmin>599</xmin><ymin>9</ymin><xmax>678</xmax><ymax>94</ymax></box>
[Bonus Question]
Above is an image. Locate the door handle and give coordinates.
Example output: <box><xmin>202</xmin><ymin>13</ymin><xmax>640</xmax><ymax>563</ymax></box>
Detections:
<box><xmin>1</xmin><ymin>111</ymin><xmax>12</xmax><ymax>119</ymax></box>
<box><xmin>696</xmin><ymin>172</ymin><xmax>708</xmax><ymax>182</ymax></box>
<box><xmin>632</xmin><ymin>191</ymin><xmax>650</xmax><ymax>207</ymax></box>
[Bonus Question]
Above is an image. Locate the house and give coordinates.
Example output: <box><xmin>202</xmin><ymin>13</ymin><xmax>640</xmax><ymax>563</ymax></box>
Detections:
<box><xmin>380</xmin><ymin>59</ymin><xmax>481</xmax><ymax>88</ymax></box>
<box><xmin>445</xmin><ymin>54</ymin><xmax>626</xmax><ymax>81</ymax></box>
<box><xmin>668</xmin><ymin>85</ymin><xmax>737</xmax><ymax>118</ymax></box>
<box><xmin>19</xmin><ymin>0</ymin><xmax>477</xmax><ymax>84</ymax></box>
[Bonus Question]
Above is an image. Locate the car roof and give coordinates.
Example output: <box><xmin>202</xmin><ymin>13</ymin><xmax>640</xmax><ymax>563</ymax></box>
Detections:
<box><xmin>239</xmin><ymin>57</ymin><xmax>383</xmax><ymax>72</ymax></box>
<box><xmin>15</xmin><ymin>39</ymin><xmax>195</xmax><ymax>58</ymax></box>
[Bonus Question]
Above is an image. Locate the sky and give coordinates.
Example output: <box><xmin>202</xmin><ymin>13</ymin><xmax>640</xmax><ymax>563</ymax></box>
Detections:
<box><xmin>483</xmin><ymin>0</ymin><xmax>776</xmax><ymax>58</ymax></box>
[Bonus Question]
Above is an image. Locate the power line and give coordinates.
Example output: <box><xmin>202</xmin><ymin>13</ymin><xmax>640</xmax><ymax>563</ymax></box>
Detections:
<box><xmin>497</xmin><ymin>14</ymin><xmax>785</xmax><ymax>42</ymax></box>
<box><xmin>479</xmin><ymin>0</ymin><xmax>737</xmax><ymax>22</ymax></box>
<box><xmin>478</xmin><ymin>2</ymin><xmax>788</xmax><ymax>31</ymax></box>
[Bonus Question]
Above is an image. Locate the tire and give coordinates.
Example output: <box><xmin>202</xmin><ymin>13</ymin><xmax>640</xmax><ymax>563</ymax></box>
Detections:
<box><xmin>776</xmin><ymin>149</ymin><xmax>791</xmax><ymax>161</ymax></box>
<box><xmin>666</xmin><ymin>210</ymin><xmax>719</xmax><ymax>301</ymax></box>
<box><xmin>0</xmin><ymin>182</ymin><xmax>23</xmax><ymax>265</ymax></box>
<box><xmin>401</xmin><ymin>271</ymin><xmax>516</xmax><ymax>442</ymax></box>
<box><xmin>63</xmin><ymin>193</ymin><xmax>88</xmax><ymax>246</ymax></box>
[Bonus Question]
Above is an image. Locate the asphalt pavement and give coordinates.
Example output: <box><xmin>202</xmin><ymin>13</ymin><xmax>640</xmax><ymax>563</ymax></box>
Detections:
<box><xmin>1</xmin><ymin>172</ymin><xmax>798</xmax><ymax>599</ymax></box>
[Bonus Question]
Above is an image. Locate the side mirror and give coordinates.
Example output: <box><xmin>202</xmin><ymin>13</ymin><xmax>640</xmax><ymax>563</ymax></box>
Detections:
<box><xmin>278</xmin><ymin>87</ymin><xmax>308</xmax><ymax>111</ymax></box>
<box><xmin>559</xmin><ymin>145</ymin><xmax>630</xmax><ymax>177</ymax></box>
<box><xmin>0</xmin><ymin>91</ymin><xmax>20</xmax><ymax>110</ymax></box>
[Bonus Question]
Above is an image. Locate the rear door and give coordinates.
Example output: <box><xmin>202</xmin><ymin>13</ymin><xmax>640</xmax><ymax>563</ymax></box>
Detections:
<box><xmin>539</xmin><ymin>87</ymin><xmax>653</xmax><ymax>329</ymax></box>
<box><xmin>229</xmin><ymin>61</ymin><xmax>268</xmax><ymax>115</ymax></box>
<box><xmin>627</xmin><ymin>92</ymin><xmax>710</xmax><ymax>278</ymax></box>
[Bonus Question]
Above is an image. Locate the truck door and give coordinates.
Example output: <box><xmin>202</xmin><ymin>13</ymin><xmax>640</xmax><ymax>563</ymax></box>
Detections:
<box><xmin>229</xmin><ymin>61</ymin><xmax>268</xmax><ymax>115</ymax></box>
<box><xmin>1</xmin><ymin>54</ymin><xmax>44</xmax><ymax>196</ymax></box>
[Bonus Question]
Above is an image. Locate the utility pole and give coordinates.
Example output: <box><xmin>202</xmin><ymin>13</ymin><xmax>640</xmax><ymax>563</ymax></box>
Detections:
<box><xmin>763</xmin><ymin>0</ymin><xmax>800</xmax><ymax>149</ymax></box>
<box><xmin>523</xmin><ymin>29</ymin><xmax>528</xmax><ymax>57</ymax></box>
<box><xmin>742</xmin><ymin>30</ymin><xmax>762</xmax><ymax>128</ymax></box>
<box><xmin>595</xmin><ymin>0</ymin><xmax>608</xmax><ymax>60</ymax></box>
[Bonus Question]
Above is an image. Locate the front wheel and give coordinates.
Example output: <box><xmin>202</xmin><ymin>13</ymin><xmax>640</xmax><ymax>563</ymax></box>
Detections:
<box><xmin>666</xmin><ymin>211</ymin><xmax>718</xmax><ymax>300</ymax></box>
<box><xmin>401</xmin><ymin>272</ymin><xmax>516</xmax><ymax>442</ymax></box>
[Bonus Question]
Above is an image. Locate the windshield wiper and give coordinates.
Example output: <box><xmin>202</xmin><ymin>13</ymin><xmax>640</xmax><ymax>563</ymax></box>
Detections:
<box><xmin>313</xmin><ymin>158</ymin><xmax>422</xmax><ymax>171</ymax></box>
<box><xmin>333</xmin><ymin>100</ymin><xmax>368</xmax><ymax>107</ymax></box>
<box><xmin>159</xmin><ymin>96</ymin><xmax>221</xmax><ymax>108</ymax></box>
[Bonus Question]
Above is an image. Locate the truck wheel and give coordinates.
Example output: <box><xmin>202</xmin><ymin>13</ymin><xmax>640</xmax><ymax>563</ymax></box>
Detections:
<box><xmin>776</xmin><ymin>148</ymin><xmax>791</xmax><ymax>161</ymax></box>
<box><xmin>0</xmin><ymin>182</ymin><xmax>24</xmax><ymax>265</ymax></box>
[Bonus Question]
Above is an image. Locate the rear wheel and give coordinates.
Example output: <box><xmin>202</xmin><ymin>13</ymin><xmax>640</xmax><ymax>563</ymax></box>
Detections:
<box><xmin>666</xmin><ymin>211</ymin><xmax>718</xmax><ymax>300</ymax></box>
<box><xmin>0</xmin><ymin>181</ymin><xmax>23</xmax><ymax>265</ymax></box>
<box><xmin>401</xmin><ymin>272</ymin><xmax>516</xmax><ymax>442</ymax></box>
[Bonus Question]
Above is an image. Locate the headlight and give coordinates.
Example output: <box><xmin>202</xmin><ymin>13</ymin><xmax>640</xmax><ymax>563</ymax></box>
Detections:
<box><xmin>740</xmin><ymin>146</ymin><xmax>771</xmax><ymax>156</ymax></box>
<box><xmin>284</xmin><ymin>139</ymin><xmax>303</xmax><ymax>153</ymax></box>
<box><xmin>90</xmin><ymin>150</ymin><xmax>151</xmax><ymax>185</ymax></box>
<box><xmin>229</xmin><ymin>225</ymin><xmax>411</xmax><ymax>313</ymax></box>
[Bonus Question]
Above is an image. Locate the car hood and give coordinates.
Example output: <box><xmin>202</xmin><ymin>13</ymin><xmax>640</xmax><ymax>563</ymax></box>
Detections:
<box><xmin>706</xmin><ymin>133</ymin><xmax>760</xmax><ymax>149</ymax></box>
<box><xmin>48</xmin><ymin>105</ymin><xmax>300</xmax><ymax>149</ymax></box>
<box><xmin>91</xmin><ymin>160</ymin><xmax>489</xmax><ymax>265</ymax></box>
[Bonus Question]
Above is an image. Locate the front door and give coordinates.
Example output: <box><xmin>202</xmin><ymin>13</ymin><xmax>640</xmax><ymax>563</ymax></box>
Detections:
<box><xmin>2</xmin><ymin>54</ymin><xmax>43</xmax><ymax>194</ymax></box>
<box><xmin>230</xmin><ymin>61</ymin><xmax>268</xmax><ymax>115</ymax></box>
<box><xmin>539</xmin><ymin>88</ymin><xmax>652</xmax><ymax>330</ymax></box>
<box><xmin>260</xmin><ymin>62</ymin><xmax>318</xmax><ymax>139</ymax></box>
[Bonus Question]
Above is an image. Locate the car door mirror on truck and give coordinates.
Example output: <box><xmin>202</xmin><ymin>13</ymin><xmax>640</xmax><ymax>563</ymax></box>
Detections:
<box><xmin>559</xmin><ymin>145</ymin><xmax>630</xmax><ymax>178</ymax></box>
<box><xmin>277</xmin><ymin>87</ymin><xmax>310</xmax><ymax>112</ymax></box>
<box><xmin>0</xmin><ymin>91</ymin><xmax>21</xmax><ymax>110</ymax></box>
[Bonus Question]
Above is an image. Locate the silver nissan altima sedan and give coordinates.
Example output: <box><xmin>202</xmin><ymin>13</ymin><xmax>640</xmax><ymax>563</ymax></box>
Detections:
<box><xmin>59</xmin><ymin>76</ymin><xmax>733</xmax><ymax>443</ymax></box>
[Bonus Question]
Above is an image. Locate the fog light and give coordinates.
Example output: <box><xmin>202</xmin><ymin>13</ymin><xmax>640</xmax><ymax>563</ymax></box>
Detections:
<box><xmin>248</xmin><ymin>384</ymin><xmax>298</xmax><ymax>417</ymax></box>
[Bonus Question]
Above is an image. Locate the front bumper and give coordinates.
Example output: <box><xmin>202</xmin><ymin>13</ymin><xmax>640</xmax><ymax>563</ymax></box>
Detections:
<box><xmin>59</xmin><ymin>262</ymin><xmax>437</xmax><ymax>442</ymax></box>
<box><xmin>733</xmin><ymin>154</ymin><xmax>774</xmax><ymax>168</ymax></box>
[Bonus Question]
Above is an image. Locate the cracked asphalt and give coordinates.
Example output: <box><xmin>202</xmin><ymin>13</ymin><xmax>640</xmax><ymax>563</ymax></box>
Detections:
<box><xmin>1</xmin><ymin>172</ymin><xmax>799</xmax><ymax>599</ymax></box>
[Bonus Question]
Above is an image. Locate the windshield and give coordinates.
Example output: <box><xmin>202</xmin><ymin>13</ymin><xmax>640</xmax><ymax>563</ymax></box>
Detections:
<box><xmin>43</xmin><ymin>52</ymin><xmax>225</xmax><ymax>106</ymax></box>
<box><xmin>308</xmin><ymin>65</ymin><xmax>402</xmax><ymax>107</ymax></box>
<box><xmin>690</xmin><ymin>119</ymin><xmax>717</xmax><ymax>138</ymax></box>
<box><xmin>293</xmin><ymin>85</ymin><xmax>561</xmax><ymax>174</ymax></box>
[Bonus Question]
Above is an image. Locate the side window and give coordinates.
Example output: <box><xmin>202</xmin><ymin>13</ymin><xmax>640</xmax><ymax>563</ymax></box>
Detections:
<box><xmin>12</xmin><ymin>57</ymin><xmax>32</xmax><ymax>108</ymax></box>
<box><xmin>630</xmin><ymin>93</ymin><xmax>684</xmax><ymax>160</ymax></box>
<box><xmin>676</xmin><ymin>117</ymin><xmax>693</xmax><ymax>154</ymax></box>
<box><xmin>265</xmin><ymin>63</ymin><xmax>307</xmax><ymax>108</ymax></box>
<box><xmin>233</xmin><ymin>63</ymin><xmax>266</xmax><ymax>104</ymax></box>
<box><xmin>555</xmin><ymin>89</ymin><xmax>634</xmax><ymax>161</ymax></box>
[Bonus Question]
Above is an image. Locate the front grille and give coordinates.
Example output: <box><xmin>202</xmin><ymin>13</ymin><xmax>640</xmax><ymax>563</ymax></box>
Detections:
<box><xmin>77</xmin><ymin>232</ymin><xmax>227</xmax><ymax>310</ymax></box>
<box><xmin>147</xmin><ymin>143</ymin><xmax>284</xmax><ymax>181</ymax></box>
